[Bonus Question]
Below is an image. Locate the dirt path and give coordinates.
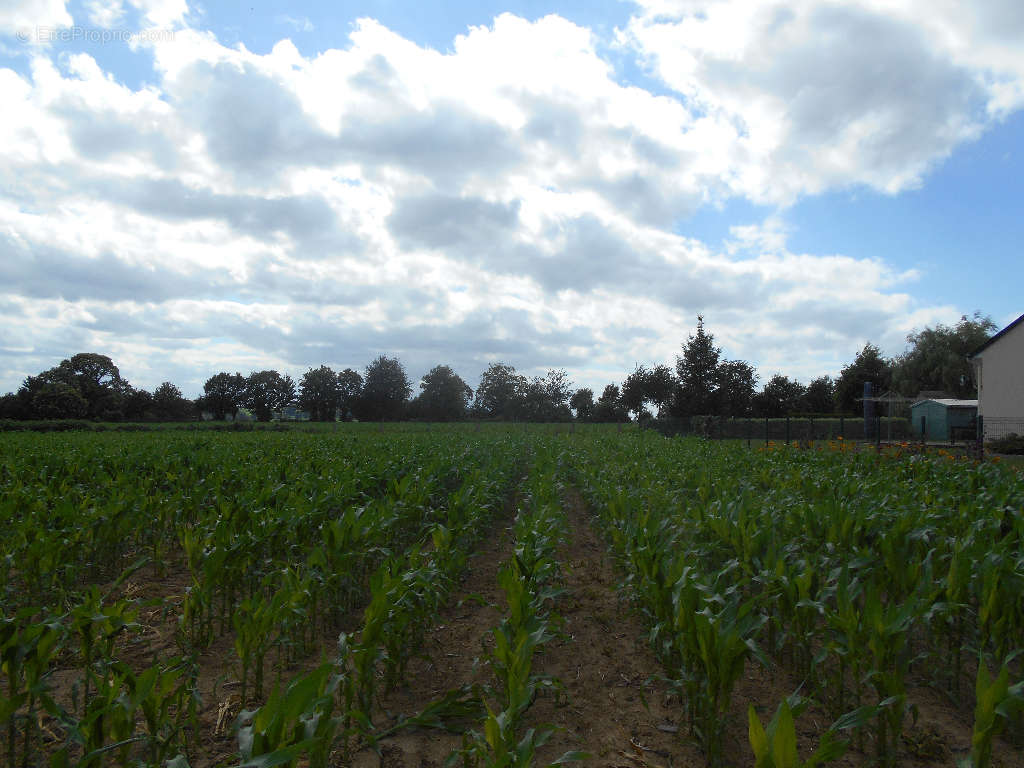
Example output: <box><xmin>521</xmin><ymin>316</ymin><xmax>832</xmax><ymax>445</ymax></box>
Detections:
<box><xmin>350</xmin><ymin>505</ymin><xmax>517</xmax><ymax>767</ymax></box>
<box><xmin>526</xmin><ymin>492</ymin><xmax>706</xmax><ymax>768</ymax></box>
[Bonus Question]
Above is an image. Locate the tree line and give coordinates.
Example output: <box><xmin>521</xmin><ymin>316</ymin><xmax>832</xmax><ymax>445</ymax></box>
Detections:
<box><xmin>0</xmin><ymin>313</ymin><xmax>994</xmax><ymax>423</ymax></box>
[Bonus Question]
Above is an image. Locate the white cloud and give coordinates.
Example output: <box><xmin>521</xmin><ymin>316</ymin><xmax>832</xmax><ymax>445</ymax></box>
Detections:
<box><xmin>0</xmin><ymin>8</ymin><xmax>1011</xmax><ymax>395</ymax></box>
<box><xmin>623</xmin><ymin>0</ymin><xmax>1024</xmax><ymax>203</ymax></box>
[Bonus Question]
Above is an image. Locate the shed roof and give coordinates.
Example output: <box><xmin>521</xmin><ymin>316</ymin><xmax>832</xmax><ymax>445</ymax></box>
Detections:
<box><xmin>911</xmin><ymin>398</ymin><xmax>978</xmax><ymax>408</ymax></box>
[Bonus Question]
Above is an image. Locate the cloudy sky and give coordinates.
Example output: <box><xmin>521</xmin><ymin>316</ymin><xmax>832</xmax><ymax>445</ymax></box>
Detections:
<box><xmin>1</xmin><ymin>0</ymin><xmax>1022</xmax><ymax>398</ymax></box>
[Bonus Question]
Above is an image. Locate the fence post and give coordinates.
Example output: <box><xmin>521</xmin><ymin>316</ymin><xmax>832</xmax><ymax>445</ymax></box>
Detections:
<box><xmin>765</xmin><ymin>417</ymin><xmax>769</xmax><ymax>446</ymax></box>
<box><xmin>747</xmin><ymin>417</ymin><xmax>751</xmax><ymax>449</ymax></box>
<box><xmin>785</xmin><ymin>416</ymin><xmax>791</xmax><ymax>445</ymax></box>
<box><xmin>977</xmin><ymin>415</ymin><xmax>984</xmax><ymax>461</ymax></box>
<box><xmin>876</xmin><ymin>415</ymin><xmax>881</xmax><ymax>450</ymax></box>
<box><xmin>921</xmin><ymin>416</ymin><xmax>926</xmax><ymax>448</ymax></box>
<box><xmin>809</xmin><ymin>416</ymin><xmax>814</xmax><ymax>442</ymax></box>
<box><xmin>840</xmin><ymin>415</ymin><xmax>845</xmax><ymax>441</ymax></box>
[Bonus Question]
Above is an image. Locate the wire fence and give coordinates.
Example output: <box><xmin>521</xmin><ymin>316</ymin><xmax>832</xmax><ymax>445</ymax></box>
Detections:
<box><xmin>644</xmin><ymin>415</ymin><xmax>919</xmax><ymax>443</ymax></box>
<box><xmin>982</xmin><ymin>417</ymin><xmax>1024</xmax><ymax>441</ymax></box>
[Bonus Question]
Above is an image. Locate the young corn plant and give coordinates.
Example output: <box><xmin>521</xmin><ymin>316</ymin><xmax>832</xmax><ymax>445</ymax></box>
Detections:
<box><xmin>957</xmin><ymin>659</ymin><xmax>1024</xmax><ymax>768</ymax></box>
<box><xmin>748</xmin><ymin>698</ymin><xmax>847</xmax><ymax>768</ymax></box>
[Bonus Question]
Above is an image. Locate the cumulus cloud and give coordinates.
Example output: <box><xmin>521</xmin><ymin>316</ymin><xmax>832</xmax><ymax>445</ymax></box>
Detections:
<box><xmin>0</xmin><ymin>4</ymin><xmax>1017</xmax><ymax>395</ymax></box>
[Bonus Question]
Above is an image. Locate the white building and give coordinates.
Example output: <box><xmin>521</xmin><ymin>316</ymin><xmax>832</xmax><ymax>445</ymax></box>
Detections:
<box><xmin>970</xmin><ymin>313</ymin><xmax>1024</xmax><ymax>440</ymax></box>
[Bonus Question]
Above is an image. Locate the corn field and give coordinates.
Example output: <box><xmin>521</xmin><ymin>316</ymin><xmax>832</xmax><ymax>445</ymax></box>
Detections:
<box><xmin>1</xmin><ymin>426</ymin><xmax>1022</xmax><ymax>767</ymax></box>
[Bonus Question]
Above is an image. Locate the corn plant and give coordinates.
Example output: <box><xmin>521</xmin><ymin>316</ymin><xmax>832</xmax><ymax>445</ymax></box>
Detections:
<box><xmin>958</xmin><ymin>659</ymin><xmax>1024</xmax><ymax>768</ymax></box>
<box><xmin>748</xmin><ymin>698</ymin><xmax>847</xmax><ymax>768</ymax></box>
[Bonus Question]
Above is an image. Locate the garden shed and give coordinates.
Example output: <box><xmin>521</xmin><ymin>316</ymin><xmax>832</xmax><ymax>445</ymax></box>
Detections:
<box><xmin>910</xmin><ymin>399</ymin><xmax>977</xmax><ymax>441</ymax></box>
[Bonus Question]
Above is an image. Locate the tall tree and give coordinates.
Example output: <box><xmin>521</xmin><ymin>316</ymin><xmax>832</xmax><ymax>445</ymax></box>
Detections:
<box><xmin>414</xmin><ymin>365</ymin><xmax>473</xmax><ymax>421</ymax></box>
<box><xmin>24</xmin><ymin>352</ymin><xmax>128</xmax><ymax>419</ymax></box>
<box><xmin>472</xmin><ymin>363</ymin><xmax>527</xmax><ymax>420</ymax></box>
<box><xmin>153</xmin><ymin>382</ymin><xmax>194</xmax><ymax>421</ymax></box>
<box><xmin>835</xmin><ymin>343</ymin><xmax>893</xmax><ymax>414</ymax></box>
<box><xmin>891</xmin><ymin>312</ymin><xmax>996</xmax><ymax>399</ymax></box>
<box><xmin>569</xmin><ymin>388</ymin><xmax>594</xmax><ymax>421</ymax></box>
<box><xmin>201</xmin><ymin>372</ymin><xmax>246</xmax><ymax>420</ymax></box>
<box><xmin>244</xmin><ymin>370</ymin><xmax>296</xmax><ymax>421</ymax></box>
<box><xmin>593</xmin><ymin>383</ymin><xmax>628</xmax><ymax>422</ymax></box>
<box><xmin>716</xmin><ymin>359</ymin><xmax>758</xmax><ymax>417</ymax></box>
<box><xmin>672</xmin><ymin>316</ymin><xmax>721</xmax><ymax>417</ymax></box>
<box><xmin>355</xmin><ymin>356</ymin><xmax>411</xmax><ymax>421</ymax></box>
<box><xmin>804</xmin><ymin>375</ymin><xmax>836</xmax><ymax>414</ymax></box>
<box><xmin>337</xmin><ymin>368</ymin><xmax>363</xmax><ymax>421</ymax></box>
<box><xmin>298</xmin><ymin>366</ymin><xmax>341</xmax><ymax>421</ymax></box>
<box><xmin>520</xmin><ymin>369</ymin><xmax>573</xmax><ymax>422</ymax></box>
<box><xmin>754</xmin><ymin>374</ymin><xmax>807</xmax><ymax>417</ymax></box>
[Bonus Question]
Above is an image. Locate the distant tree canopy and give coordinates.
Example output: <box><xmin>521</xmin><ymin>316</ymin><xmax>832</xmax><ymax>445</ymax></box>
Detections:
<box><xmin>1</xmin><ymin>312</ymin><xmax>996</xmax><ymax>426</ymax></box>
<box><xmin>355</xmin><ymin>356</ymin><xmax>411</xmax><ymax>422</ymax></box>
<box><xmin>569</xmin><ymin>388</ymin><xmax>594</xmax><ymax>421</ymax></box>
<box><xmin>244</xmin><ymin>370</ymin><xmax>296</xmax><ymax>422</ymax></box>
<box><xmin>891</xmin><ymin>313</ymin><xmax>995</xmax><ymax>399</ymax></box>
<box><xmin>337</xmin><ymin>368</ymin><xmax>363</xmax><ymax>421</ymax></box>
<box><xmin>835</xmin><ymin>343</ymin><xmax>893</xmax><ymax>414</ymax></box>
<box><xmin>472</xmin><ymin>363</ymin><xmax>527</xmax><ymax>420</ymax></box>
<box><xmin>410</xmin><ymin>365</ymin><xmax>473</xmax><ymax>421</ymax></box>
<box><xmin>200</xmin><ymin>372</ymin><xmax>247</xmax><ymax>420</ymax></box>
<box><xmin>298</xmin><ymin>365</ymin><xmax>342</xmax><ymax>421</ymax></box>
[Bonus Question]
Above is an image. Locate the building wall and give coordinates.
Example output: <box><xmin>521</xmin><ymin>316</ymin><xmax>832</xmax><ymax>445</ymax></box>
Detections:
<box><xmin>976</xmin><ymin>320</ymin><xmax>1024</xmax><ymax>439</ymax></box>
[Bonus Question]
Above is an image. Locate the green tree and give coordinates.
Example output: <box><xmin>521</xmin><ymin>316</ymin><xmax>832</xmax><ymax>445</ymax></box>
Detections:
<box><xmin>31</xmin><ymin>381</ymin><xmax>88</xmax><ymax>419</ymax></box>
<box><xmin>835</xmin><ymin>343</ymin><xmax>893</xmax><ymax>414</ymax></box>
<box><xmin>672</xmin><ymin>316</ymin><xmax>721</xmax><ymax>417</ymax></box>
<box><xmin>337</xmin><ymin>368</ymin><xmax>363</xmax><ymax>421</ymax></box>
<box><xmin>593</xmin><ymin>383</ymin><xmax>628</xmax><ymax>422</ymax></box>
<box><xmin>569</xmin><ymin>388</ymin><xmax>594</xmax><ymax>421</ymax></box>
<box><xmin>298</xmin><ymin>366</ymin><xmax>341</xmax><ymax>421</ymax></box>
<box><xmin>892</xmin><ymin>312</ymin><xmax>995</xmax><ymax>399</ymax></box>
<box><xmin>23</xmin><ymin>352</ymin><xmax>128</xmax><ymax>419</ymax></box>
<box><xmin>153</xmin><ymin>381</ymin><xmax>195</xmax><ymax>421</ymax></box>
<box><xmin>754</xmin><ymin>374</ymin><xmax>807</xmax><ymax>417</ymax></box>
<box><xmin>716</xmin><ymin>359</ymin><xmax>758</xmax><ymax>417</ymax></box>
<box><xmin>803</xmin><ymin>375</ymin><xmax>836</xmax><ymax>414</ymax></box>
<box><xmin>413</xmin><ymin>364</ymin><xmax>473</xmax><ymax>421</ymax></box>
<box><xmin>244</xmin><ymin>370</ymin><xmax>296</xmax><ymax>422</ymax></box>
<box><xmin>355</xmin><ymin>356</ymin><xmax>411</xmax><ymax>421</ymax></box>
<box><xmin>472</xmin><ymin>362</ymin><xmax>527</xmax><ymax>420</ymax></box>
<box><xmin>521</xmin><ymin>369</ymin><xmax>573</xmax><ymax>422</ymax></box>
<box><xmin>202</xmin><ymin>372</ymin><xmax>247</xmax><ymax>420</ymax></box>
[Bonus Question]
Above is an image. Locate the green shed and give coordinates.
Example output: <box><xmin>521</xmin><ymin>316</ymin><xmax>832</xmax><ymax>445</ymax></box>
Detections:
<box><xmin>910</xmin><ymin>399</ymin><xmax>978</xmax><ymax>441</ymax></box>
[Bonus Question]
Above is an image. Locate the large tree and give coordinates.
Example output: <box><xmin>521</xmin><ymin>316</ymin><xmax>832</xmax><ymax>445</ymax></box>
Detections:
<box><xmin>593</xmin><ymin>383</ymin><xmax>629</xmax><ymax>422</ymax></box>
<box><xmin>835</xmin><ymin>343</ymin><xmax>893</xmax><ymax>414</ymax></box>
<box><xmin>244</xmin><ymin>370</ymin><xmax>296</xmax><ymax>421</ymax></box>
<box><xmin>621</xmin><ymin>364</ymin><xmax>677</xmax><ymax>419</ymax></box>
<box><xmin>201</xmin><ymin>372</ymin><xmax>247</xmax><ymax>420</ymax></box>
<box><xmin>754</xmin><ymin>374</ymin><xmax>807</xmax><ymax>417</ymax></box>
<box><xmin>472</xmin><ymin>362</ymin><xmax>527</xmax><ymax>420</ymax></box>
<box><xmin>355</xmin><ymin>356</ymin><xmax>411</xmax><ymax>421</ymax></box>
<box><xmin>22</xmin><ymin>352</ymin><xmax>128</xmax><ymax>419</ymax></box>
<box><xmin>153</xmin><ymin>382</ymin><xmax>195</xmax><ymax>421</ymax></box>
<box><xmin>716</xmin><ymin>359</ymin><xmax>758</xmax><ymax>417</ymax></box>
<box><xmin>298</xmin><ymin>366</ymin><xmax>341</xmax><ymax>421</ymax></box>
<box><xmin>520</xmin><ymin>369</ymin><xmax>573</xmax><ymax>422</ymax></box>
<box><xmin>337</xmin><ymin>368</ymin><xmax>363</xmax><ymax>421</ymax></box>
<box><xmin>413</xmin><ymin>365</ymin><xmax>473</xmax><ymax>421</ymax></box>
<box><xmin>672</xmin><ymin>316</ymin><xmax>721</xmax><ymax>417</ymax></box>
<box><xmin>804</xmin><ymin>376</ymin><xmax>836</xmax><ymax>414</ymax></box>
<box><xmin>891</xmin><ymin>313</ymin><xmax>996</xmax><ymax>399</ymax></box>
<box><xmin>569</xmin><ymin>388</ymin><xmax>594</xmax><ymax>421</ymax></box>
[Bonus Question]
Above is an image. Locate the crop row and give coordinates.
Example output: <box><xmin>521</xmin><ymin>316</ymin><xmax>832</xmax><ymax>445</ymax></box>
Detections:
<box><xmin>0</xmin><ymin>430</ymin><xmax>524</xmax><ymax>766</ymax></box>
<box><xmin>561</xmin><ymin>432</ymin><xmax>1024</xmax><ymax>766</ymax></box>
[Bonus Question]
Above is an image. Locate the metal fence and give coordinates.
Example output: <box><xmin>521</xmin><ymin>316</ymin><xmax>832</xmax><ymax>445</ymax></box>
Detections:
<box><xmin>982</xmin><ymin>417</ymin><xmax>1024</xmax><ymax>441</ymax></box>
<box><xmin>644</xmin><ymin>415</ymin><xmax>916</xmax><ymax>443</ymax></box>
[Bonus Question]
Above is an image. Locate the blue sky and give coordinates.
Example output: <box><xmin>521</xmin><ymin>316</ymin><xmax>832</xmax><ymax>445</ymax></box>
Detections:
<box><xmin>1</xmin><ymin>0</ymin><xmax>1022</xmax><ymax>397</ymax></box>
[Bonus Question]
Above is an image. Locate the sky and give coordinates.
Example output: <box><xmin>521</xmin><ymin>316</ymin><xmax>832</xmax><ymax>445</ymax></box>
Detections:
<box><xmin>1</xmin><ymin>0</ymin><xmax>1022</xmax><ymax>399</ymax></box>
